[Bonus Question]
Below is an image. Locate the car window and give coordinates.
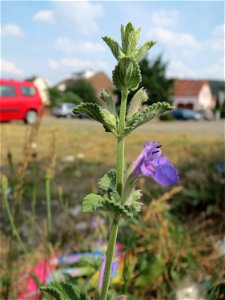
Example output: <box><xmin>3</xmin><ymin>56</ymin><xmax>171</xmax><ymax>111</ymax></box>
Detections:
<box><xmin>20</xmin><ymin>86</ymin><xmax>35</xmax><ymax>96</ymax></box>
<box><xmin>68</xmin><ymin>104</ymin><xmax>75</xmax><ymax>108</ymax></box>
<box><xmin>0</xmin><ymin>84</ymin><xmax>16</xmax><ymax>96</ymax></box>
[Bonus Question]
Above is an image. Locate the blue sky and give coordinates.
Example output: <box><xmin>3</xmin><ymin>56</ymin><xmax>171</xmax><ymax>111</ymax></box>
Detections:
<box><xmin>1</xmin><ymin>1</ymin><xmax>224</xmax><ymax>85</ymax></box>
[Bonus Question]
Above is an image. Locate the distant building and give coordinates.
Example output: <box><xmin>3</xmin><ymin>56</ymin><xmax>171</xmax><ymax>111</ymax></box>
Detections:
<box><xmin>56</xmin><ymin>70</ymin><xmax>115</xmax><ymax>96</ymax></box>
<box><xmin>173</xmin><ymin>80</ymin><xmax>215</xmax><ymax>112</ymax></box>
<box><xmin>26</xmin><ymin>76</ymin><xmax>50</xmax><ymax>106</ymax></box>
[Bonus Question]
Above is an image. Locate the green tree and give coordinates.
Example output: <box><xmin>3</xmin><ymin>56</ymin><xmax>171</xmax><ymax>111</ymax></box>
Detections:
<box><xmin>137</xmin><ymin>56</ymin><xmax>174</xmax><ymax>104</ymax></box>
<box><xmin>65</xmin><ymin>80</ymin><xmax>96</xmax><ymax>103</ymax></box>
<box><xmin>48</xmin><ymin>87</ymin><xmax>62</xmax><ymax>107</ymax></box>
<box><xmin>62</xmin><ymin>91</ymin><xmax>82</xmax><ymax>105</ymax></box>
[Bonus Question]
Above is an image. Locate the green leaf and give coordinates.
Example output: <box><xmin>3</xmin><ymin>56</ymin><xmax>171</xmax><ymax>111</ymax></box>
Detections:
<box><xmin>121</xmin><ymin>23</ymin><xmax>140</xmax><ymax>56</ymax></box>
<box><xmin>101</xmin><ymin>108</ymin><xmax>119</xmax><ymax>134</ymax></box>
<box><xmin>112</xmin><ymin>58</ymin><xmax>141</xmax><ymax>91</ymax></box>
<box><xmin>40</xmin><ymin>282</ymin><xmax>91</xmax><ymax>300</ymax></box>
<box><xmin>125</xmin><ymin>102</ymin><xmax>173</xmax><ymax>135</ymax></box>
<box><xmin>83</xmin><ymin>194</ymin><xmax>103</xmax><ymax>212</ymax></box>
<box><xmin>135</xmin><ymin>41</ymin><xmax>156</xmax><ymax>61</ymax></box>
<box><xmin>135</xmin><ymin>257</ymin><xmax>164</xmax><ymax>288</ymax></box>
<box><xmin>98</xmin><ymin>169</ymin><xmax>117</xmax><ymax>193</ymax></box>
<box><xmin>121</xmin><ymin>24</ymin><xmax>125</xmax><ymax>42</ymax></box>
<box><xmin>98</xmin><ymin>89</ymin><xmax>117</xmax><ymax>115</ymax></box>
<box><xmin>73</xmin><ymin>102</ymin><xmax>118</xmax><ymax>136</ymax></box>
<box><xmin>103</xmin><ymin>192</ymin><xmax>134</xmax><ymax>219</ymax></box>
<box><xmin>127</xmin><ymin>88</ymin><xmax>148</xmax><ymax>121</ymax></box>
<box><xmin>102</xmin><ymin>36</ymin><xmax>124</xmax><ymax>60</ymax></box>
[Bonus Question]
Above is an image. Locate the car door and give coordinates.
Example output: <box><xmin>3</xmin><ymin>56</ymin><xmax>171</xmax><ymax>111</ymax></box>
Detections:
<box><xmin>0</xmin><ymin>83</ymin><xmax>21</xmax><ymax>121</ymax></box>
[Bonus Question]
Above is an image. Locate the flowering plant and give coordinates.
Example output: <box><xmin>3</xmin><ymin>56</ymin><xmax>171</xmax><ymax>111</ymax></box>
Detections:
<box><xmin>41</xmin><ymin>22</ymin><xmax>178</xmax><ymax>300</ymax></box>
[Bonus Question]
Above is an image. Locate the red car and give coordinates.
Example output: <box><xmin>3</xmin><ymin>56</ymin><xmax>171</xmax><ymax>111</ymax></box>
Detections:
<box><xmin>0</xmin><ymin>79</ymin><xmax>44</xmax><ymax>124</ymax></box>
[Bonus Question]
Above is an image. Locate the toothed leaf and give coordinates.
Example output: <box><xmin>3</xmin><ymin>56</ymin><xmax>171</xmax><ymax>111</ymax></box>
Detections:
<box><xmin>112</xmin><ymin>58</ymin><xmax>141</xmax><ymax>91</ymax></box>
<box><xmin>73</xmin><ymin>103</ymin><xmax>118</xmax><ymax>136</ymax></box>
<box><xmin>125</xmin><ymin>102</ymin><xmax>173</xmax><ymax>135</ymax></box>
<box><xmin>98</xmin><ymin>169</ymin><xmax>117</xmax><ymax>193</ymax></box>
<box><xmin>83</xmin><ymin>194</ymin><xmax>103</xmax><ymax>212</ymax></box>
<box><xmin>121</xmin><ymin>23</ymin><xmax>140</xmax><ymax>55</ymax></box>
<box><xmin>135</xmin><ymin>41</ymin><xmax>156</xmax><ymax>61</ymax></box>
<box><xmin>103</xmin><ymin>192</ymin><xmax>134</xmax><ymax>219</ymax></box>
<box><xmin>102</xmin><ymin>36</ymin><xmax>124</xmax><ymax>60</ymax></box>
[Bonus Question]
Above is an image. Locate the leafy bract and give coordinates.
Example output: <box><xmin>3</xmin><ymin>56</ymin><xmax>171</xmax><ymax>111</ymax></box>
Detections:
<box><xmin>127</xmin><ymin>88</ymin><xmax>148</xmax><ymax>121</ymax></box>
<box><xmin>135</xmin><ymin>41</ymin><xmax>156</xmax><ymax>61</ymax></box>
<box><xmin>112</xmin><ymin>58</ymin><xmax>141</xmax><ymax>91</ymax></box>
<box><xmin>83</xmin><ymin>194</ymin><xmax>103</xmax><ymax>212</ymax></box>
<box><xmin>73</xmin><ymin>102</ymin><xmax>118</xmax><ymax>136</ymax></box>
<box><xmin>121</xmin><ymin>23</ymin><xmax>141</xmax><ymax>56</ymax></box>
<box><xmin>103</xmin><ymin>23</ymin><xmax>156</xmax><ymax>67</ymax></box>
<box><xmin>98</xmin><ymin>169</ymin><xmax>117</xmax><ymax>193</ymax></box>
<box><xmin>125</xmin><ymin>102</ymin><xmax>173</xmax><ymax>135</ymax></box>
<box><xmin>98</xmin><ymin>89</ymin><xmax>117</xmax><ymax>115</ymax></box>
<box><xmin>40</xmin><ymin>282</ymin><xmax>90</xmax><ymax>300</ymax></box>
<box><xmin>102</xmin><ymin>36</ymin><xmax>124</xmax><ymax>61</ymax></box>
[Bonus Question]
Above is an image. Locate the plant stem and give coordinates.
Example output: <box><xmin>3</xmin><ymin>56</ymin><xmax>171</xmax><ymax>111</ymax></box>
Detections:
<box><xmin>31</xmin><ymin>160</ymin><xmax>37</xmax><ymax>218</ymax></box>
<box><xmin>46</xmin><ymin>174</ymin><xmax>52</xmax><ymax>239</ymax></box>
<box><xmin>100</xmin><ymin>89</ymin><xmax>128</xmax><ymax>300</ymax></box>
<box><xmin>2</xmin><ymin>177</ymin><xmax>27</xmax><ymax>254</ymax></box>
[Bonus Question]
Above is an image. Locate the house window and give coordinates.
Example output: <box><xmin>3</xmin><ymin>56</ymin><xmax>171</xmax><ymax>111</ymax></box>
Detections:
<box><xmin>20</xmin><ymin>86</ymin><xmax>35</xmax><ymax>96</ymax></box>
<box><xmin>0</xmin><ymin>84</ymin><xmax>16</xmax><ymax>96</ymax></box>
<box><xmin>186</xmin><ymin>103</ymin><xmax>193</xmax><ymax>109</ymax></box>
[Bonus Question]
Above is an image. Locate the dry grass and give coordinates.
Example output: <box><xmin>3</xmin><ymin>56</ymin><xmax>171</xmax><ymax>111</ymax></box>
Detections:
<box><xmin>1</xmin><ymin>118</ymin><xmax>223</xmax><ymax>166</ymax></box>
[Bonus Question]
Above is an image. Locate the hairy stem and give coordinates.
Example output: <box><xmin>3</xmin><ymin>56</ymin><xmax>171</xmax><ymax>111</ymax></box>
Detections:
<box><xmin>100</xmin><ymin>89</ymin><xmax>128</xmax><ymax>300</ymax></box>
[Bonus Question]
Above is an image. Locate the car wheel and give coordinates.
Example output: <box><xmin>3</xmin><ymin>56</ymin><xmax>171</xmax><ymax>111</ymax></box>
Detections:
<box><xmin>25</xmin><ymin>110</ymin><xmax>37</xmax><ymax>124</ymax></box>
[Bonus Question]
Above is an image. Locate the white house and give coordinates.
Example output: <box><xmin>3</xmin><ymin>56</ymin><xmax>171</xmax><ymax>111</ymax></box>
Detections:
<box><xmin>26</xmin><ymin>76</ymin><xmax>50</xmax><ymax>106</ymax></box>
<box><xmin>173</xmin><ymin>80</ymin><xmax>215</xmax><ymax>112</ymax></box>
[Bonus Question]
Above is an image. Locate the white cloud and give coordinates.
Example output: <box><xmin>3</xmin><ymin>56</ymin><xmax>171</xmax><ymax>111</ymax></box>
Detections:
<box><xmin>54</xmin><ymin>1</ymin><xmax>103</xmax><ymax>34</ymax></box>
<box><xmin>48</xmin><ymin>57</ymin><xmax>109</xmax><ymax>73</ymax></box>
<box><xmin>0</xmin><ymin>59</ymin><xmax>24</xmax><ymax>75</ymax></box>
<box><xmin>210</xmin><ymin>24</ymin><xmax>224</xmax><ymax>51</ymax></box>
<box><xmin>54</xmin><ymin>37</ymin><xmax>105</xmax><ymax>54</ymax></box>
<box><xmin>204</xmin><ymin>59</ymin><xmax>225</xmax><ymax>80</ymax></box>
<box><xmin>167</xmin><ymin>60</ymin><xmax>198</xmax><ymax>78</ymax></box>
<box><xmin>152</xmin><ymin>10</ymin><xmax>178</xmax><ymax>26</ymax></box>
<box><xmin>149</xmin><ymin>27</ymin><xmax>198</xmax><ymax>48</ymax></box>
<box><xmin>1</xmin><ymin>24</ymin><xmax>25</xmax><ymax>37</ymax></box>
<box><xmin>33</xmin><ymin>10</ymin><xmax>55</xmax><ymax>23</ymax></box>
<box><xmin>48</xmin><ymin>59</ymin><xmax>59</xmax><ymax>70</ymax></box>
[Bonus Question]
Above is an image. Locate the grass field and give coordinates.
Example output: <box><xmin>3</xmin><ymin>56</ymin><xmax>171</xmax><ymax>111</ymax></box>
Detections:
<box><xmin>1</xmin><ymin>117</ymin><xmax>224</xmax><ymax>164</ymax></box>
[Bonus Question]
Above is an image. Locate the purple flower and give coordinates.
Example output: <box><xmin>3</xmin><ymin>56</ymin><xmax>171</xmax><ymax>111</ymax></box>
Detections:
<box><xmin>131</xmin><ymin>141</ymin><xmax>179</xmax><ymax>186</ymax></box>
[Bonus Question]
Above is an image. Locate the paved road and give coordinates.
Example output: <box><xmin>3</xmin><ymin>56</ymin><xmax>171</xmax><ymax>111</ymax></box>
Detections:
<box><xmin>42</xmin><ymin>116</ymin><xmax>224</xmax><ymax>138</ymax></box>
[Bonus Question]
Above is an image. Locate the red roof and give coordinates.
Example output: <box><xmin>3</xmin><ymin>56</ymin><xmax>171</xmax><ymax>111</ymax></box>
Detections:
<box><xmin>174</xmin><ymin>80</ymin><xmax>209</xmax><ymax>97</ymax></box>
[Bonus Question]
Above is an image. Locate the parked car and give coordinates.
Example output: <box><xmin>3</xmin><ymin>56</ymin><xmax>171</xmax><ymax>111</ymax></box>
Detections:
<box><xmin>52</xmin><ymin>102</ymin><xmax>76</xmax><ymax>118</ymax></box>
<box><xmin>0</xmin><ymin>79</ymin><xmax>44</xmax><ymax>124</ymax></box>
<box><xmin>172</xmin><ymin>109</ymin><xmax>203</xmax><ymax>121</ymax></box>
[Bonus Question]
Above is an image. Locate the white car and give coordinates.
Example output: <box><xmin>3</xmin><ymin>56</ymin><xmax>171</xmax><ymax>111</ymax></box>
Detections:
<box><xmin>53</xmin><ymin>102</ymin><xmax>75</xmax><ymax>118</ymax></box>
